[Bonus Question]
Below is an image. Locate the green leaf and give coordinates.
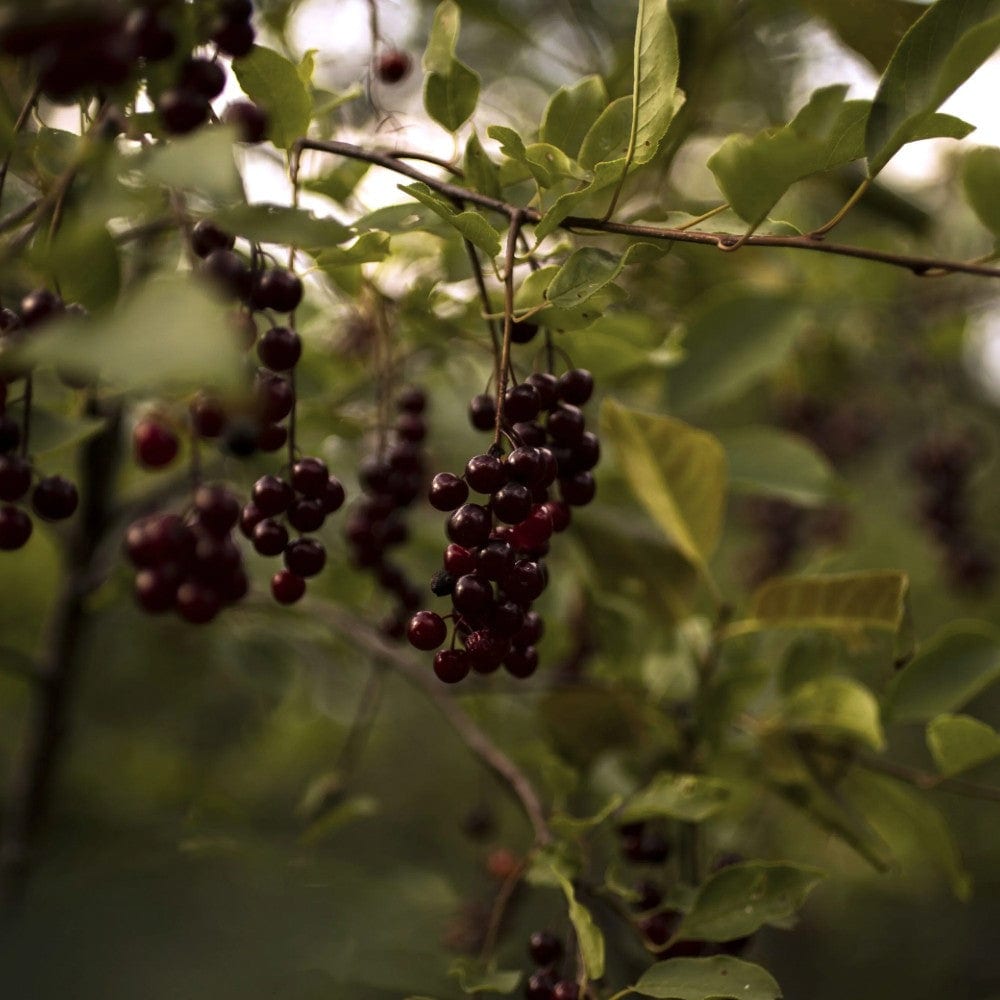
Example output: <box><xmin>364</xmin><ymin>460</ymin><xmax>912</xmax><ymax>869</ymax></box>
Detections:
<box><xmin>29</xmin><ymin>408</ymin><xmax>107</xmax><ymax>459</ymax></box>
<box><xmin>136</xmin><ymin>126</ymin><xmax>242</xmax><ymax>201</ymax></box>
<box><xmin>634</xmin><ymin>956</ymin><xmax>782</xmax><ymax>1000</ymax></box>
<box><xmin>400</xmin><ymin>182</ymin><xmax>501</xmax><ymax>257</ymax></box>
<box><xmin>232</xmin><ymin>45</ymin><xmax>312</xmax><ymax>149</ymax></box>
<box><xmin>515</xmin><ymin>265</ymin><xmax>626</xmax><ymax>332</ymax></box>
<box><xmin>464</xmin><ymin>132</ymin><xmax>502</xmax><ymax>199</ymax></box>
<box><xmin>449</xmin><ymin>958</ymin><xmax>521</xmax><ymax>995</ymax></box>
<box><xmin>552</xmin><ymin>871</ymin><xmax>605</xmax><ymax>981</ymax></box>
<box><xmin>679</xmin><ymin>861</ymin><xmax>825</xmax><ymax>942</ymax></box>
<box><xmin>620</xmin><ymin>773</ymin><xmax>732</xmax><ymax>824</ymax></box>
<box><xmin>735</xmin><ymin>571</ymin><xmax>910</xmax><ymax>637</ymax></box>
<box><xmin>487</xmin><ymin>126</ymin><xmax>587</xmax><ymax>187</ymax></box>
<box><xmin>211</xmin><ymin>203</ymin><xmax>351</xmax><ymax>249</ymax></box>
<box><xmin>551</xmin><ymin>795</ymin><xmax>624</xmax><ymax>837</ymax></box>
<box><xmin>23</xmin><ymin>275</ymin><xmax>242</xmax><ymax>393</ymax></box>
<box><xmin>845</xmin><ymin>770</ymin><xmax>972</xmax><ymax>899</ymax></box>
<box><xmin>540</xmin><ymin>75</ymin><xmax>610</xmax><ymax>159</ymax></box>
<box><xmin>546</xmin><ymin>243</ymin><xmax>662</xmax><ymax>309</ymax></box>
<box><xmin>927</xmin><ymin>714</ymin><xmax>1000</xmax><ymax>776</ymax></box>
<box><xmin>601</xmin><ymin>399</ymin><xmax>727</xmax><ymax>584</ymax></box>
<box><xmin>578</xmin><ymin>97</ymin><xmax>633</xmax><ymax>170</ymax></box>
<box><xmin>304</xmin><ymin>160</ymin><xmax>370</xmax><ymax>203</ymax></box>
<box><xmin>670</xmin><ymin>291</ymin><xmax>802</xmax><ymax>414</ymax></box>
<box><xmin>883</xmin><ymin>621</ymin><xmax>1000</xmax><ymax>724</ymax></box>
<box><xmin>423</xmin><ymin>1</ymin><xmax>481</xmax><ymax>132</ymax></box>
<box><xmin>718</xmin><ymin>426</ymin><xmax>839</xmax><ymax>506</ymax></box>
<box><xmin>866</xmin><ymin>0</ymin><xmax>1000</xmax><ymax>176</ymax></box>
<box><xmin>800</xmin><ymin>0</ymin><xmax>926</xmax><ymax>71</ymax></box>
<box><xmin>777</xmin><ymin>676</ymin><xmax>885</xmax><ymax>751</ymax></box>
<box><xmin>708</xmin><ymin>86</ymin><xmax>870</xmax><ymax>227</ymax></box>
<box><xmin>45</xmin><ymin>220</ymin><xmax>120</xmax><ymax>312</ymax></box>
<box><xmin>962</xmin><ymin>146</ymin><xmax>1000</xmax><ymax>236</ymax></box>
<box><xmin>314</xmin><ymin>231</ymin><xmax>391</xmax><ymax>270</ymax></box>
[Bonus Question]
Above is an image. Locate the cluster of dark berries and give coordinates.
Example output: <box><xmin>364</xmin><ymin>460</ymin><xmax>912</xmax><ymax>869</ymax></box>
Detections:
<box><xmin>126</xmin><ymin>484</ymin><xmax>249</xmax><ymax>624</ymax></box>
<box><xmin>0</xmin><ymin>290</ymin><xmax>81</xmax><ymax>551</ymax></box>
<box><xmin>344</xmin><ymin>387</ymin><xmax>428</xmax><ymax>637</ymax></box>
<box><xmin>239</xmin><ymin>459</ymin><xmax>345</xmax><ymax>605</ymax></box>
<box><xmin>910</xmin><ymin>433</ymin><xmax>996</xmax><ymax>593</ymax></box>
<box><xmin>523</xmin><ymin>931</ymin><xmax>578</xmax><ymax>1000</ymax></box>
<box><xmin>406</xmin><ymin>369</ymin><xmax>597</xmax><ymax>683</ymax></box>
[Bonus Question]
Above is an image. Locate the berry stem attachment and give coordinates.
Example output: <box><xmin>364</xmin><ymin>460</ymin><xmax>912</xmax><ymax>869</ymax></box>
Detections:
<box><xmin>462</xmin><ymin>237</ymin><xmax>501</xmax><ymax>385</ymax></box>
<box><xmin>493</xmin><ymin>210</ymin><xmax>525</xmax><ymax>449</ymax></box>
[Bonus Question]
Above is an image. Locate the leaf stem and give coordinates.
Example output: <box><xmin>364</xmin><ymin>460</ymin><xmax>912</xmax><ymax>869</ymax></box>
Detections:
<box><xmin>674</xmin><ymin>202</ymin><xmax>729</xmax><ymax>231</ymax></box>
<box><xmin>493</xmin><ymin>211</ymin><xmax>525</xmax><ymax>449</ymax></box>
<box><xmin>809</xmin><ymin>178</ymin><xmax>871</xmax><ymax>239</ymax></box>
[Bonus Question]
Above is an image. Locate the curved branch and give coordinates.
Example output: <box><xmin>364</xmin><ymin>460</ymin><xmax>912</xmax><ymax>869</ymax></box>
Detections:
<box><xmin>293</xmin><ymin>138</ymin><xmax>1000</xmax><ymax>280</ymax></box>
<box><xmin>312</xmin><ymin>603</ymin><xmax>553</xmax><ymax>846</ymax></box>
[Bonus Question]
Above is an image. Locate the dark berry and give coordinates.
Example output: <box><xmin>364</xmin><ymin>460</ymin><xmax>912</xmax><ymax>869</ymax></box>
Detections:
<box><xmin>552</xmin><ymin>983</ymin><xmax>579</xmax><ymax>1000</ymax></box>
<box><xmin>20</xmin><ymin>288</ymin><xmax>63</xmax><ymax>327</ymax></box>
<box><xmin>193</xmin><ymin>484</ymin><xmax>240</xmax><ymax>536</ymax></box>
<box><xmin>392</xmin><ymin>414</ymin><xmax>425</xmax><ymax>446</ymax></box>
<box><xmin>252</xmin><ymin>475</ymin><xmax>293</xmax><ymax>516</ymax></box>
<box><xmin>375</xmin><ymin>48</ymin><xmax>411</xmax><ymax>84</ymax></box>
<box><xmin>271</xmin><ymin>568</ymin><xmax>306</xmax><ymax>604</ymax></box>
<box><xmin>446</xmin><ymin>503</ymin><xmax>491</xmax><ymax>547</ymax></box>
<box><xmin>506</xmin><ymin>446</ymin><xmax>543</xmax><ymax>485</ymax></box>
<box><xmin>547</xmin><ymin>405</ymin><xmax>585</xmax><ymax>445</ymax></box>
<box><xmin>212</xmin><ymin>19</ymin><xmax>255</xmax><ymax>58</ymax></box>
<box><xmin>444</xmin><ymin>543</ymin><xmax>476</xmax><ymax>576</ymax></box>
<box><xmin>193</xmin><ymin>535</ymin><xmax>241</xmax><ymax>584</ymax></box>
<box><xmin>465</xmin><ymin>453</ymin><xmax>507</xmax><ymax>494</ymax></box>
<box><xmin>284</xmin><ymin>537</ymin><xmax>326</xmax><ymax>577</ymax></box>
<box><xmin>429</xmin><ymin>472</ymin><xmax>468</xmax><ymax>511</ymax></box>
<box><xmin>0</xmin><ymin>416</ymin><xmax>19</xmax><ymax>453</ymax></box>
<box><xmin>540</xmin><ymin>500</ymin><xmax>571</xmax><ymax>533</ymax></box>
<box><xmin>287</xmin><ymin>498</ymin><xmax>325</xmax><ymax>532</ymax></box>
<box><xmin>469</xmin><ymin>393</ymin><xmax>496</xmax><ymax>431</ymax></box>
<box><xmin>134</xmin><ymin>419</ymin><xmax>179</xmax><ymax>469</ymax></box>
<box><xmin>31</xmin><ymin>476</ymin><xmax>78</xmax><ymax>520</ymax></box>
<box><xmin>203</xmin><ymin>249</ymin><xmax>253</xmax><ymax>299</ymax></box>
<box><xmin>257</xmin><ymin>423</ymin><xmax>287</xmax><ymax>452</ymax></box>
<box><xmin>476</xmin><ymin>540</ymin><xmax>514</xmax><ymax>580</ymax></box>
<box><xmin>321</xmin><ymin>477</ymin><xmax>346</xmax><ymax>514</ymax></box>
<box><xmin>239</xmin><ymin>502</ymin><xmax>264</xmax><ymax>539</ymax></box>
<box><xmin>434</xmin><ymin>649</ymin><xmax>469</xmax><ymax>683</ymax></box>
<box><xmin>493</xmin><ymin>482</ymin><xmax>533</xmax><ymax>525</ymax></box>
<box><xmin>503</xmin><ymin>560</ymin><xmax>545</xmax><ymax>603</ymax></box>
<box><xmin>639</xmin><ymin>911</ymin><xmax>680</xmax><ymax>948</ymax></box>
<box><xmin>125</xmin><ymin>7</ymin><xmax>176</xmax><ymax>60</ymax></box>
<box><xmin>252</xmin><ymin>518</ymin><xmax>288</xmax><ymax>557</ymax></box>
<box><xmin>493</xmin><ymin>600</ymin><xmax>525</xmax><ymax>636</ymax></box>
<box><xmin>0</xmin><ymin>504</ymin><xmax>31</xmax><ymax>550</ymax></box>
<box><xmin>504</xmin><ymin>383</ymin><xmax>541</xmax><ymax>423</ymax></box>
<box><xmin>134</xmin><ymin>568</ymin><xmax>177</xmax><ymax>613</ymax></box>
<box><xmin>0</xmin><ymin>455</ymin><xmax>31</xmax><ymax>501</ymax></box>
<box><xmin>525</xmin><ymin>372</ymin><xmax>558</xmax><ymax>410</ymax></box>
<box><xmin>514</xmin><ymin>421</ymin><xmax>546</xmax><ymax>447</ymax></box>
<box><xmin>256</xmin><ymin>372</ymin><xmax>294</xmax><ymax>422</ymax></box>
<box><xmin>220</xmin><ymin>0</ymin><xmax>254</xmax><ymax>19</ymax></box>
<box><xmin>504</xmin><ymin>644</ymin><xmax>539</xmax><ymax>678</ymax></box>
<box><xmin>528</xmin><ymin>930</ymin><xmax>563</xmax><ymax>967</ymax></box>
<box><xmin>158</xmin><ymin>87</ymin><xmax>210</xmax><ymax>135</ymax></box>
<box><xmin>510</xmin><ymin>320</ymin><xmax>538</xmax><ymax>344</ymax></box>
<box><xmin>452</xmin><ymin>574</ymin><xmax>494</xmax><ymax>616</ymax></box>
<box><xmin>397</xmin><ymin>386</ymin><xmax>426</xmax><ymax>413</ymax></box>
<box><xmin>574</xmin><ymin>432</ymin><xmax>600</xmax><ymax>472</ymax></box>
<box><xmin>251</xmin><ymin>268</ymin><xmax>302</xmax><ymax>312</ymax></box>
<box><xmin>190</xmin><ymin>394</ymin><xmax>227</xmax><ymax>438</ymax></box>
<box><xmin>560</xmin><ymin>471</ymin><xmax>595</xmax><ymax>507</ymax></box>
<box><xmin>525</xmin><ymin>970</ymin><xmax>556</xmax><ymax>1000</ymax></box>
<box><xmin>176</xmin><ymin>581</ymin><xmax>221</xmax><ymax>624</ymax></box>
<box><xmin>557</xmin><ymin>368</ymin><xmax>593</xmax><ymax>405</ymax></box>
<box><xmin>292</xmin><ymin>457</ymin><xmax>329</xmax><ymax>498</ymax></box>
<box><xmin>514</xmin><ymin>610</ymin><xmax>544</xmax><ymax>647</ymax></box>
<box><xmin>465</xmin><ymin>628</ymin><xmax>509</xmax><ymax>672</ymax></box>
<box><xmin>407</xmin><ymin>610</ymin><xmax>448</xmax><ymax>650</ymax></box>
<box><xmin>191</xmin><ymin>219</ymin><xmax>235</xmax><ymax>258</ymax></box>
<box><xmin>179</xmin><ymin>57</ymin><xmax>227</xmax><ymax>99</ymax></box>
<box><xmin>221</xmin><ymin>567</ymin><xmax>250</xmax><ymax>603</ymax></box>
<box><xmin>430</xmin><ymin>570</ymin><xmax>455</xmax><ymax>597</ymax></box>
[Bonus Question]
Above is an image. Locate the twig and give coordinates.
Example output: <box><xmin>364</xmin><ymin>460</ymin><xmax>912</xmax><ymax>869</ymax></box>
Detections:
<box><xmin>462</xmin><ymin>238</ymin><xmax>502</xmax><ymax>384</ymax></box>
<box><xmin>292</xmin><ymin>139</ymin><xmax>1000</xmax><ymax>280</ymax></box>
<box><xmin>493</xmin><ymin>211</ymin><xmax>524</xmax><ymax>448</ymax></box>
<box><xmin>479</xmin><ymin>857</ymin><xmax>527</xmax><ymax>962</ymax></box>
<box><xmin>312</xmin><ymin>602</ymin><xmax>553</xmax><ymax>846</ymax></box>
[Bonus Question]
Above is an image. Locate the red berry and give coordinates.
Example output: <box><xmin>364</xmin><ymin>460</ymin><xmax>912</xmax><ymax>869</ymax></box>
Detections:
<box><xmin>291</xmin><ymin>457</ymin><xmax>328</xmax><ymax>498</ymax></box>
<box><xmin>134</xmin><ymin>568</ymin><xmax>178</xmax><ymax>613</ymax></box>
<box><xmin>433</xmin><ymin>649</ymin><xmax>469</xmax><ymax>683</ymax></box>
<box><xmin>190</xmin><ymin>394</ymin><xmax>227</xmax><ymax>438</ymax></box>
<box><xmin>176</xmin><ymin>581</ymin><xmax>221</xmax><ymax>624</ymax></box>
<box><xmin>406</xmin><ymin>610</ymin><xmax>448</xmax><ymax>650</ymax></box>
<box><xmin>375</xmin><ymin>48</ymin><xmax>411</xmax><ymax>84</ymax></box>
<box><xmin>284</xmin><ymin>537</ymin><xmax>326</xmax><ymax>578</ymax></box>
<box><xmin>193</xmin><ymin>484</ymin><xmax>240</xmax><ymax>536</ymax></box>
<box><xmin>287</xmin><ymin>498</ymin><xmax>325</xmax><ymax>532</ymax></box>
<box><xmin>271</xmin><ymin>568</ymin><xmax>306</xmax><ymax>604</ymax></box>
<box><xmin>134</xmin><ymin>419</ymin><xmax>179</xmax><ymax>469</ymax></box>
<box><xmin>443</xmin><ymin>543</ymin><xmax>476</xmax><ymax>576</ymax></box>
<box><xmin>252</xmin><ymin>519</ymin><xmax>289</xmax><ymax>557</ymax></box>
<box><xmin>429</xmin><ymin>472</ymin><xmax>468</xmax><ymax>512</ymax></box>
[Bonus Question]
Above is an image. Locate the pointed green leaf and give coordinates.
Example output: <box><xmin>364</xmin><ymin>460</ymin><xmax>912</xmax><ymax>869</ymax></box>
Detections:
<box><xmin>800</xmin><ymin>0</ymin><xmax>925</xmax><ymax>71</ymax></box>
<box><xmin>212</xmin><ymin>203</ymin><xmax>351</xmax><ymax>248</ymax></box>
<box><xmin>464</xmin><ymin>132</ymin><xmax>502</xmax><ymax>199</ymax></box>
<box><xmin>777</xmin><ymin>676</ymin><xmax>885</xmax><ymax>751</ymax></box>
<box><xmin>601</xmin><ymin>399</ymin><xmax>727</xmax><ymax>581</ymax></box>
<box><xmin>719</xmin><ymin>426</ymin><xmax>839</xmax><ymax>506</ymax></box>
<box><xmin>540</xmin><ymin>75</ymin><xmax>609</xmax><ymax>159</ymax></box>
<box><xmin>232</xmin><ymin>45</ymin><xmax>312</xmax><ymax>148</ymax></box>
<box><xmin>578</xmin><ymin>96</ymin><xmax>633</xmax><ymax>170</ymax></box>
<box><xmin>670</xmin><ymin>291</ymin><xmax>802</xmax><ymax>414</ymax></box>
<box><xmin>553</xmin><ymin>871</ymin><xmax>605</xmax><ymax>981</ymax></box>
<box><xmin>546</xmin><ymin>243</ymin><xmax>662</xmax><ymax>309</ymax></box>
<box><xmin>304</xmin><ymin>160</ymin><xmax>370</xmax><ymax>203</ymax></box>
<box><xmin>883</xmin><ymin>621</ymin><xmax>1000</xmax><ymax>724</ymax></box>
<box><xmin>449</xmin><ymin>958</ymin><xmax>521</xmax><ymax>995</ymax></box>
<box><xmin>927</xmin><ymin>714</ymin><xmax>1000</xmax><ymax>776</ymax></box>
<box><xmin>627</xmin><ymin>0</ymin><xmax>681</xmax><ymax>167</ymax></box>
<box><xmin>29</xmin><ymin>408</ymin><xmax>107</xmax><ymax>459</ymax></box>
<box><xmin>866</xmin><ymin>0</ymin><xmax>1000</xmax><ymax>176</ymax></box>
<box><xmin>845</xmin><ymin>770</ymin><xmax>972</xmax><ymax>899</ymax></box>
<box><xmin>400</xmin><ymin>182</ymin><xmax>501</xmax><ymax>257</ymax></box>
<box><xmin>735</xmin><ymin>571</ymin><xmax>909</xmax><ymax>638</ymax></box>
<box><xmin>136</xmin><ymin>126</ymin><xmax>242</xmax><ymax>201</ymax></box>
<box><xmin>634</xmin><ymin>956</ymin><xmax>782</xmax><ymax>1000</ymax></box>
<box><xmin>423</xmin><ymin>1</ymin><xmax>480</xmax><ymax>131</ymax></box>
<box><xmin>620</xmin><ymin>773</ymin><xmax>732</xmax><ymax>824</ymax></box>
<box><xmin>314</xmin><ymin>231</ymin><xmax>391</xmax><ymax>270</ymax></box>
<box><xmin>963</xmin><ymin>146</ymin><xmax>1000</xmax><ymax>236</ymax></box>
<box><xmin>515</xmin><ymin>264</ymin><xmax>627</xmax><ymax>331</ymax></box>
<box><xmin>679</xmin><ymin>861</ymin><xmax>825</xmax><ymax>942</ymax></box>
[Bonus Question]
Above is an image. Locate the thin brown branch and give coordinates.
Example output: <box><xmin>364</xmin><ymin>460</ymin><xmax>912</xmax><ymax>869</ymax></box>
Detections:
<box><xmin>462</xmin><ymin>238</ymin><xmax>502</xmax><ymax>383</ymax></box>
<box><xmin>293</xmin><ymin>138</ymin><xmax>1000</xmax><ymax>280</ymax></box>
<box><xmin>312</xmin><ymin>603</ymin><xmax>553</xmax><ymax>846</ymax></box>
<box><xmin>493</xmin><ymin>211</ymin><xmax>524</xmax><ymax>448</ymax></box>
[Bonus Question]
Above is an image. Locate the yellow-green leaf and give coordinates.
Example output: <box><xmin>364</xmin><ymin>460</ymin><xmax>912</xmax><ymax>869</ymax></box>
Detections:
<box><xmin>635</xmin><ymin>956</ymin><xmax>782</xmax><ymax>1000</ymax></box>
<box><xmin>620</xmin><ymin>773</ymin><xmax>732</xmax><ymax>824</ymax></box>
<box><xmin>777</xmin><ymin>676</ymin><xmax>885</xmax><ymax>751</ymax></box>
<box><xmin>927</xmin><ymin>714</ymin><xmax>1000</xmax><ymax>777</ymax></box>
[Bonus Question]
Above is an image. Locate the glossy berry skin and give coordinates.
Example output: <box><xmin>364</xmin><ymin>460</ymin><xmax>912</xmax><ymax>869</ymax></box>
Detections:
<box><xmin>444</xmin><ymin>543</ymin><xmax>476</xmax><ymax>576</ymax></box>
<box><xmin>257</xmin><ymin>326</ymin><xmax>301</xmax><ymax>371</ymax></box>
<box><xmin>190</xmin><ymin>394</ymin><xmax>227</xmax><ymax>437</ymax></box>
<box><xmin>505</xmin><ymin>446</ymin><xmax>544</xmax><ymax>485</ymax></box>
<box><xmin>291</xmin><ymin>457</ymin><xmax>329</xmax><ymax>498</ymax></box>
<box><xmin>559</xmin><ymin>471</ymin><xmax>596</xmax><ymax>507</ymax></box>
<box><xmin>464</xmin><ymin>629</ymin><xmax>510</xmax><ymax>672</ymax></box>
<box><xmin>528</xmin><ymin>930</ymin><xmax>563</xmax><ymax>967</ymax></box>
<box><xmin>257</xmin><ymin>423</ymin><xmax>287</xmax><ymax>453</ymax></box>
<box><xmin>429</xmin><ymin>472</ymin><xmax>468</xmax><ymax>512</ymax></box>
<box><xmin>256</xmin><ymin>373</ymin><xmax>294</xmax><ymax>422</ymax></box>
<box><xmin>503</xmin><ymin>560</ymin><xmax>545</xmax><ymax>603</ymax></box>
<box><xmin>406</xmin><ymin>610</ymin><xmax>448</xmax><ymax>651</ymax></box>
<box><xmin>452</xmin><ymin>574</ymin><xmax>493</xmax><ymax>615</ymax></box>
<box><xmin>212</xmin><ymin>19</ymin><xmax>255</xmax><ymax>58</ymax></box>
<box><xmin>503</xmin><ymin>645</ymin><xmax>538</xmax><ymax>678</ymax></box>
<box><xmin>252</xmin><ymin>268</ymin><xmax>303</xmax><ymax>313</ymax></box>
<box><xmin>504</xmin><ymin>383</ymin><xmax>541</xmax><ymax>423</ymax></box>
<box><xmin>375</xmin><ymin>48</ymin><xmax>411</xmax><ymax>83</ymax></box>
<box><xmin>492</xmin><ymin>483</ymin><xmax>532</xmax><ymax>525</ymax></box>
<box><xmin>557</xmin><ymin>368</ymin><xmax>594</xmax><ymax>405</ymax></box>
<box><xmin>204</xmin><ymin>250</ymin><xmax>253</xmax><ymax>301</ymax></box>
<box><xmin>271</xmin><ymin>568</ymin><xmax>306</xmax><ymax>604</ymax></box>
<box><xmin>0</xmin><ymin>504</ymin><xmax>31</xmax><ymax>550</ymax></box>
<box><xmin>134</xmin><ymin>569</ymin><xmax>177</xmax><ymax>613</ymax></box>
<box><xmin>179</xmin><ymin>57</ymin><xmax>227</xmax><ymax>99</ymax></box>
<box><xmin>287</xmin><ymin>498</ymin><xmax>325</xmax><ymax>533</ymax></box>
<box><xmin>252</xmin><ymin>519</ymin><xmax>288</xmax><ymax>557</ymax></box>
<box><xmin>321</xmin><ymin>477</ymin><xmax>346</xmax><ymax>514</ymax></box>
<box><xmin>446</xmin><ymin>504</ymin><xmax>491</xmax><ymax>547</ymax></box>
<box><xmin>284</xmin><ymin>537</ymin><xmax>326</xmax><ymax>578</ymax></box>
<box><xmin>20</xmin><ymin>288</ymin><xmax>63</xmax><ymax>327</ymax></box>
<box><xmin>547</xmin><ymin>405</ymin><xmax>585</xmax><ymax>446</ymax></box>
<box><xmin>31</xmin><ymin>476</ymin><xmax>78</xmax><ymax>521</ymax></box>
<box><xmin>465</xmin><ymin>453</ymin><xmax>507</xmax><ymax>495</ymax></box>
<box><xmin>433</xmin><ymin>649</ymin><xmax>469</xmax><ymax>684</ymax></box>
<box><xmin>468</xmin><ymin>394</ymin><xmax>496</xmax><ymax>431</ymax></box>
<box><xmin>0</xmin><ymin>455</ymin><xmax>31</xmax><ymax>501</ymax></box>
<box><xmin>524</xmin><ymin>970</ymin><xmax>557</xmax><ymax>1000</ymax></box>
<box><xmin>134</xmin><ymin>419</ymin><xmax>179</xmax><ymax>469</ymax></box>
<box><xmin>525</xmin><ymin>372</ymin><xmax>558</xmax><ymax>410</ymax></box>
<box><xmin>252</xmin><ymin>475</ymin><xmax>293</xmax><ymax>517</ymax></box>
<box><xmin>191</xmin><ymin>219</ymin><xmax>234</xmax><ymax>258</ymax></box>
<box><xmin>476</xmin><ymin>540</ymin><xmax>514</xmax><ymax>581</ymax></box>
<box><xmin>223</xmin><ymin>99</ymin><xmax>269</xmax><ymax>144</ymax></box>
<box><xmin>158</xmin><ymin>88</ymin><xmax>210</xmax><ymax>135</ymax></box>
